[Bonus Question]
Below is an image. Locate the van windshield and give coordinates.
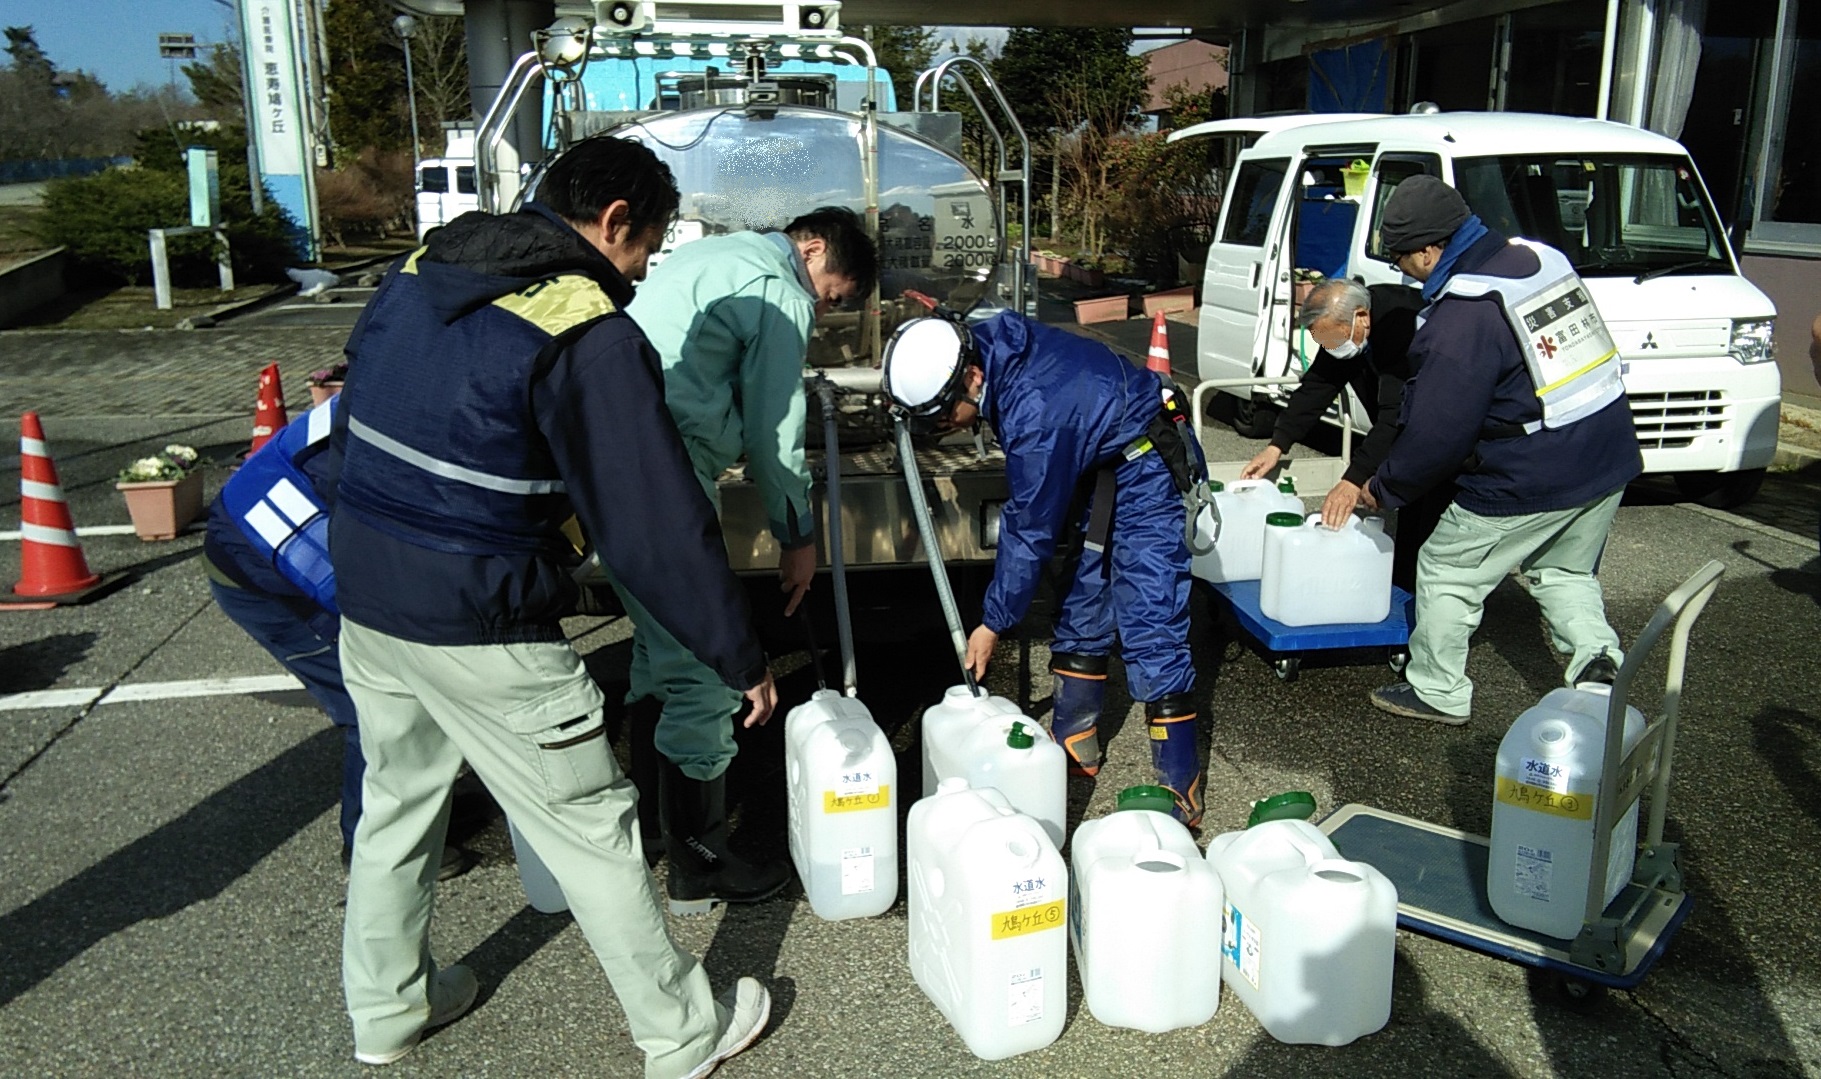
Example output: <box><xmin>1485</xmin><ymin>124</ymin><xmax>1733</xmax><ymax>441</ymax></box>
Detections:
<box><xmin>1452</xmin><ymin>154</ymin><xmax>1730</xmax><ymax>279</ymax></box>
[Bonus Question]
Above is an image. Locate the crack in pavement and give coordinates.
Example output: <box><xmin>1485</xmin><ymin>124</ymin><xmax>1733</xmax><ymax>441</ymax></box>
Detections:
<box><xmin>0</xmin><ymin>593</ymin><xmax>215</xmax><ymax>798</ymax></box>
<box><xmin>1625</xmin><ymin>988</ymin><xmax>1732</xmax><ymax>1076</ymax></box>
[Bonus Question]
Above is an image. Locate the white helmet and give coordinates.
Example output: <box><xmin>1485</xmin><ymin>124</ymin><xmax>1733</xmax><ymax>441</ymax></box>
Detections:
<box><xmin>881</xmin><ymin>316</ymin><xmax>976</xmax><ymax>432</ymax></box>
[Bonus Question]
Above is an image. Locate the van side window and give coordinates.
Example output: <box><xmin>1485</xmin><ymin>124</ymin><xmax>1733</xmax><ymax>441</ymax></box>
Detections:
<box><xmin>1364</xmin><ymin>155</ymin><xmax>1442</xmax><ymax>259</ymax></box>
<box><xmin>419</xmin><ymin>166</ymin><xmax>449</xmax><ymax>195</ymax></box>
<box><xmin>1221</xmin><ymin>158</ymin><xmax>1289</xmax><ymax>247</ymax></box>
<box><xmin>455</xmin><ymin>166</ymin><xmax>477</xmax><ymax>195</ymax></box>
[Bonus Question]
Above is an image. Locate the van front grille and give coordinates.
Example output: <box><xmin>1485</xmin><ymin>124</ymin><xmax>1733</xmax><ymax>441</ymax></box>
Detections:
<box><xmin>1627</xmin><ymin>391</ymin><xmax>1727</xmax><ymax>450</ymax></box>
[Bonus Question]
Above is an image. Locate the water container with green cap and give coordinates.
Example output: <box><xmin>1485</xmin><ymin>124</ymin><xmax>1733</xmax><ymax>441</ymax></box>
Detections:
<box><xmin>1260</xmin><ymin>511</ymin><xmax>1394</xmax><ymax>626</ymax></box>
<box><xmin>966</xmin><ymin>711</ymin><xmax>1067</xmax><ymax>847</ymax></box>
<box><xmin>1246</xmin><ymin>790</ymin><xmax>1317</xmax><ymax>827</ymax></box>
<box><xmin>1070</xmin><ymin>793</ymin><xmax>1223</xmax><ymax>1032</ymax></box>
<box><xmin>1115</xmin><ymin>784</ymin><xmax>1178</xmax><ymax>815</ymax></box>
<box><xmin>1190</xmin><ymin>480</ymin><xmax>1304</xmax><ymax>584</ymax></box>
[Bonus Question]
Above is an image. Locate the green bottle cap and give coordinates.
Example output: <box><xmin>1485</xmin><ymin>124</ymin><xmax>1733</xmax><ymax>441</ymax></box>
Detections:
<box><xmin>1247</xmin><ymin>791</ymin><xmax>1317</xmax><ymax>827</ymax></box>
<box><xmin>1265</xmin><ymin>511</ymin><xmax>1303</xmax><ymax>527</ymax></box>
<box><xmin>1207</xmin><ymin>479</ymin><xmax>1224</xmax><ymax>493</ymax></box>
<box><xmin>1006</xmin><ymin>721</ymin><xmax>1034</xmax><ymax>750</ymax></box>
<box><xmin>1278</xmin><ymin>475</ymin><xmax>1297</xmax><ymax>494</ymax></box>
<box><xmin>1115</xmin><ymin>785</ymin><xmax>1178</xmax><ymax>814</ymax></box>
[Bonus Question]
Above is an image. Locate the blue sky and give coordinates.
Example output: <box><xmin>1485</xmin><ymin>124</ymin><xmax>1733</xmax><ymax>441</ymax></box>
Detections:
<box><xmin>8</xmin><ymin>0</ymin><xmax>242</xmax><ymax>93</ymax></box>
<box><xmin>3</xmin><ymin>4</ymin><xmax>1149</xmax><ymax>98</ymax></box>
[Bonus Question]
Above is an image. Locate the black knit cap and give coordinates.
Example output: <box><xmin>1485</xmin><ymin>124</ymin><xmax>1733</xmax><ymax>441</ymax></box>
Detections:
<box><xmin>1379</xmin><ymin>175</ymin><xmax>1471</xmax><ymax>255</ymax></box>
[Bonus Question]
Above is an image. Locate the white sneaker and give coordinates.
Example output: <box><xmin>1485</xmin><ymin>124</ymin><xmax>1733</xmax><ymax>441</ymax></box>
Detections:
<box><xmin>680</xmin><ymin>977</ymin><xmax>771</xmax><ymax>1079</ymax></box>
<box><xmin>354</xmin><ymin>964</ymin><xmax>480</xmax><ymax>1066</ymax></box>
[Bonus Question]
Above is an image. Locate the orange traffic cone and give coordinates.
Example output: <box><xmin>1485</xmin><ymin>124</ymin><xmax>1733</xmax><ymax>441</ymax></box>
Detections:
<box><xmin>250</xmin><ymin>362</ymin><xmax>289</xmax><ymax>455</ymax></box>
<box><xmin>1146</xmin><ymin>311</ymin><xmax>1173</xmax><ymax>377</ymax></box>
<box><xmin>4</xmin><ymin>412</ymin><xmax>123</xmax><ymax>609</ymax></box>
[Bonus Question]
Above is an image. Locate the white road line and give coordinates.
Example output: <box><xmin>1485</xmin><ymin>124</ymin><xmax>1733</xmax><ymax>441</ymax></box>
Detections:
<box><xmin>0</xmin><ymin>524</ymin><xmax>197</xmax><ymax>541</ymax></box>
<box><xmin>0</xmin><ymin>687</ymin><xmax>103</xmax><ymax>711</ymax></box>
<box><xmin>0</xmin><ymin>673</ymin><xmax>305</xmax><ymax>711</ymax></box>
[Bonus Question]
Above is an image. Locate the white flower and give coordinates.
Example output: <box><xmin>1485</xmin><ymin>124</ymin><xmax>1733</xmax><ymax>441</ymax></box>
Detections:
<box><xmin>162</xmin><ymin>444</ymin><xmax>198</xmax><ymax>468</ymax></box>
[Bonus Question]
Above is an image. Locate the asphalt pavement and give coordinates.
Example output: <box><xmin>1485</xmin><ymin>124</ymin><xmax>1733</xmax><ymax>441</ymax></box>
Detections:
<box><xmin>1</xmin><ymin>309</ymin><xmax>1819</xmax><ymax>1078</ymax></box>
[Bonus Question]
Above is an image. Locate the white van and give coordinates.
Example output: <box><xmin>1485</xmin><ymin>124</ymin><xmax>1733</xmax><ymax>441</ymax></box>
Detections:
<box><xmin>1173</xmin><ymin>111</ymin><xmax>1780</xmax><ymax>507</ymax></box>
<box><xmin>415</xmin><ymin>157</ymin><xmax>479</xmax><ymax>240</ymax></box>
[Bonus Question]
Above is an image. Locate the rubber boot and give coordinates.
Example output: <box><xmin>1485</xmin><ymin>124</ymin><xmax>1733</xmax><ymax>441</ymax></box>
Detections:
<box><xmin>657</xmin><ymin>758</ymin><xmax>794</xmax><ymax>915</ymax></box>
<box><xmin>1146</xmin><ymin>694</ymin><xmax>1203</xmax><ymax>827</ymax></box>
<box><xmin>627</xmin><ymin>697</ymin><xmax>664</xmax><ymax>868</ymax></box>
<box><xmin>1049</xmin><ymin>653</ymin><xmax>1108</xmax><ymax>777</ymax></box>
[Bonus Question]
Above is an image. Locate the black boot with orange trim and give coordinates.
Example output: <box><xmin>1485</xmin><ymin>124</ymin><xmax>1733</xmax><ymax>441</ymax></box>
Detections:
<box><xmin>1049</xmin><ymin>652</ymin><xmax>1107</xmax><ymax>777</ymax></box>
<box><xmin>1146</xmin><ymin>693</ymin><xmax>1203</xmax><ymax>827</ymax></box>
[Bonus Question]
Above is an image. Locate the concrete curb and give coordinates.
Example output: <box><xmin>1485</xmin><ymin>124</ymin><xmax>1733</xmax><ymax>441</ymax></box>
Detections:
<box><xmin>1773</xmin><ymin>442</ymin><xmax>1821</xmax><ymax>472</ymax></box>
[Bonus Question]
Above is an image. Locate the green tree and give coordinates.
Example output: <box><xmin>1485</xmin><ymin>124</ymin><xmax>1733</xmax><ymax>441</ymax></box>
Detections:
<box><xmin>4</xmin><ymin>26</ymin><xmax>54</xmax><ymax>88</ymax></box>
<box><xmin>989</xmin><ymin>28</ymin><xmax>1147</xmax><ymax>244</ymax></box>
<box><xmin>856</xmin><ymin>25</ymin><xmax>939</xmax><ymax>106</ymax></box>
<box><xmin>183</xmin><ymin>42</ymin><xmax>245</xmax><ymax>123</ymax></box>
<box><xmin>323</xmin><ymin>0</ymin><xmax>408</xmax><ymax>152</ymax></box>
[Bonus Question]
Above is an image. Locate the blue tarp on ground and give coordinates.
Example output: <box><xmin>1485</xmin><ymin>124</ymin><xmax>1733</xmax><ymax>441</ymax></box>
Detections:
<box><xmin>0</xmin><ymin>157</ymin><xmax>131</xmax><ymax>184</ymax></box>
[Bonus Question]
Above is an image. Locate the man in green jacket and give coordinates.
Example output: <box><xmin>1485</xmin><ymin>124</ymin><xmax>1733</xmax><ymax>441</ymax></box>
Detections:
<box><xmin>622</xmin><ymin>206</ymin><xmax>878</xmax><ymax>912</ymax></box>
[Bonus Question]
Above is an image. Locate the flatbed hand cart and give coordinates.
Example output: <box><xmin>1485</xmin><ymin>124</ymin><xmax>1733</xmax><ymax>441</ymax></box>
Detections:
<box><xmin>1320</xmin><ymin>559</ymin><xmax>1725</xmax><ymax>999</ymax></box>
<box><xmin>1204</xmin><ymin>577</ymin><xmax>1413</xmax><ymax>682</ymax></box>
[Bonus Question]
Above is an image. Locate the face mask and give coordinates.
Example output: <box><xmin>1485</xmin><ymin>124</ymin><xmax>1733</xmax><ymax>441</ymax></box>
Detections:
<box><xmin>1321</xmin><ymin>316</ymin><xmax>1365</xmax><ymax>360</ymax></box>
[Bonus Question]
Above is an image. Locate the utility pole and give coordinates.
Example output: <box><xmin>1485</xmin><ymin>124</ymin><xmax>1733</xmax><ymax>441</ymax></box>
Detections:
<box><xmin>395</xmin><ymin>15</ymin><xmax>422</xmax><ymax>164</ymax></box>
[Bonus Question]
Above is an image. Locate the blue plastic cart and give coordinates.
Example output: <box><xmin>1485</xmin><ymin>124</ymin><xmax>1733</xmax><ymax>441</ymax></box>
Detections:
<box><xmin>1203</xmin><ymin>577</ymin><xmax>1414</xmax><ymax>682</ymax></box>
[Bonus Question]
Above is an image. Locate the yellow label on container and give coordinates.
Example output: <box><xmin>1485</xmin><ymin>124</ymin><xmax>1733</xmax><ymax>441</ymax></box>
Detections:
<box><xmin>989</xmin><ymin>900</ymin><xmax>1066</xmax><ymax>940</ymax></box>
<box><xmin>1496</xmin><ymin>777</ymin><xmax>1593</xmax><ymax>821</ymax></box>
<box><xmin>822</xmin><ymin>784</ymin><xmax>891</xmax><ymax>814</ymax></box>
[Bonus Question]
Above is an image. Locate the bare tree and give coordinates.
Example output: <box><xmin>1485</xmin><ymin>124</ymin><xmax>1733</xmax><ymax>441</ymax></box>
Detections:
<box><xmin>408</xmin><ymin>14</ymin><xmax>469</xmax><ymax>153</ymax></box>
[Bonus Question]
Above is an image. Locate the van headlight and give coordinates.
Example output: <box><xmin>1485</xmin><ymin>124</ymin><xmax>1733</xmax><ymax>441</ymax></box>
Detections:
<box><xmin>1729</xmin><ymin>319</ymin><xmax>1776</xmax><ymax>364</ymax></box>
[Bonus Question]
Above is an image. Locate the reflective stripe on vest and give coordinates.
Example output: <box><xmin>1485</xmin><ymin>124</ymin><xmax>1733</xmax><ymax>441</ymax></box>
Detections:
<box><xmin>1439</xmin><ymin>238</ymin><xmax>1625</xmax><ymax>432</ymax></box>
<box><xmin>219</xmin><ymin>397</ymin><xmax>339</xmax><ymax>612</ymax></box>
<box><xmin>344</xmin><ymin>415</ymin><xmax>568</xmax><ymax>495</ymax></box>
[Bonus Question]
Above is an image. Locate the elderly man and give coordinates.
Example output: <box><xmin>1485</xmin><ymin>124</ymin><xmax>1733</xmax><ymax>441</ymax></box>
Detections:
<box><xmin>1241</xmin><ymin>278</ymin><xmax>1435</xmax><ymax>587</ymax></box>
<box><xmin>1361</xmin><ymin>175</ymin><xmax>1639</xmax><ymax>724</ymax></box>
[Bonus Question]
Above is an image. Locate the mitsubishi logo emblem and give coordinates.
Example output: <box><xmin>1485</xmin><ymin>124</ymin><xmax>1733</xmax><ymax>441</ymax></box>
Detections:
<box><xmin>1639</xmin><ymin>332</ymin><xmax>1660</xmax><ymax>350</ymax></box>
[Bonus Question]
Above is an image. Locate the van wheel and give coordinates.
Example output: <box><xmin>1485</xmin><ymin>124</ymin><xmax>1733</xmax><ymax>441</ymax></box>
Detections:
<box><xmin>1672</xmin><ymin>468</ymin><xmax>1766</xmax><ymax>510</ymax></box>
<box><xmin>1231</xmin><ymin>396</ymin><xmax>1279</xmax><ymax>439</ymax></box>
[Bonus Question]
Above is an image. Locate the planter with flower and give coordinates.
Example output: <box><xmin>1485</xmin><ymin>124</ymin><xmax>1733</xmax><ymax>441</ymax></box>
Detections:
<box><xmin>307</xmin><ymin>362</ymin><xmax>349</xmax><ymax>406</ymax></box>
<box><xmin>116</xmin><ymin>445</ymin><xmax>204</xmax><ymax>541</ymax></box>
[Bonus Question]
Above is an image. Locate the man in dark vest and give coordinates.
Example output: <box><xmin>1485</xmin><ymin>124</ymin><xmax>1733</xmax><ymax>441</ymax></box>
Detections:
<box><xmin>328</xmin><ymin>136</ymin><xmax>772</xmax><ymax>1073</ymax></box>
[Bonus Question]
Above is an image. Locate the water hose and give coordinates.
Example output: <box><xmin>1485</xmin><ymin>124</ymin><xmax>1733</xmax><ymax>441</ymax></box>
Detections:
<box><xmin>895</xmin><ymin>417</ymin><xmax>981</xmax><ymax>697</ymax></box>
<box><xmin>813</xmin><ymin>376</ymin><xmax>858</xmax><ymax>696</ymax></box>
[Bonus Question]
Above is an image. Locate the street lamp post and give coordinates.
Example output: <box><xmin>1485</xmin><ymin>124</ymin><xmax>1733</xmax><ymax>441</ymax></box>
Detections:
<box><xmin>393</xmin><ymin>14</ymin><xmax>421</xmax><ymax>164</ymax></box>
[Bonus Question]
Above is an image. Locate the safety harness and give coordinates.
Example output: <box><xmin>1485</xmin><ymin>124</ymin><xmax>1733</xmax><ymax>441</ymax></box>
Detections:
<box><xmin>1083</xmin><ymin>378</ymin><xmax>1216</xmax><ymax>562</ymax></box>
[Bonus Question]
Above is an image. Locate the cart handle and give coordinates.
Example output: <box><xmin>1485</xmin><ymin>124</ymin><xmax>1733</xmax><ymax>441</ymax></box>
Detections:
<box><xmin>1580</xmin><ymin>559</ymin><xmax>1724</xmax><ymax>927</ymax></box>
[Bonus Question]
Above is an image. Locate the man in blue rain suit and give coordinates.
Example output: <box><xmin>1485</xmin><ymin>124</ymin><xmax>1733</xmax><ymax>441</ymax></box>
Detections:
<box><xmin>326</xmin><ymin>136</ymin><xmax>772</xmax><ymax>1073</ymax></box>
<box><xmin>883</xmin><ymin>311</ymin><xmax>1206</xmax><ymax>825</ymax></box>
<box><xmin>202</xmin><ymin>395</ymin><xmax>474</xmax><ymax>881</ymax></box>
<box><xmin>1363</xmin><ymin>175</ymin><xmax>1639</xmax><ymax>724</ymax></box>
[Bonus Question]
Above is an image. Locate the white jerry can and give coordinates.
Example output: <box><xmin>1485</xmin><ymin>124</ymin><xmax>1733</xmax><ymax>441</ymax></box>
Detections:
<box><xmin>786</xmin><ymin>689</ymin><xmax>898</xmax><ymax>921</ymax></box>
<box><xmin>1069</xmin><ymin>787</ymin><xmax>1224</xmax><ymax>1032</ymax></box>
<box><xmin>1489</xmin><ymin>683</ymin><xmax>1645</xmax><ymax>939</ymax></box>
<box><xmin>920</xmin><ymin>685</ymin><xmax>1066</xmax><ymax>847</ymax></box>
<box><xmin>908</xmin><ymin>778</ymin><xmax>1068</xmax><ymax>1061</ymax></box>
<box><xmin>1190</xmin><ymin>478</ymin><xmax>1305</xmax><ymax>584</ymax></box>
<box><xmin>1259</xmin><ymin>511</ymin><xmax>1395</xmax><ymax>626</ymax></box>
<box><xmin>1205</xmin><ymin>819</ymin><xmax>1397</xmax><ymax>1045</ymax></box>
